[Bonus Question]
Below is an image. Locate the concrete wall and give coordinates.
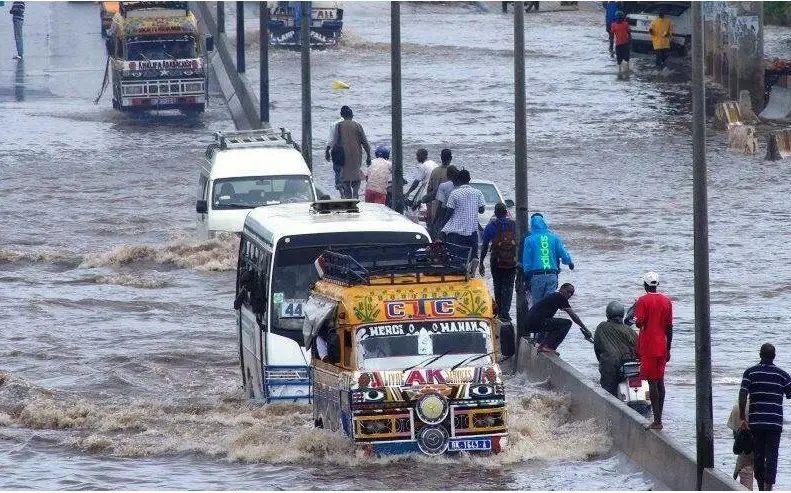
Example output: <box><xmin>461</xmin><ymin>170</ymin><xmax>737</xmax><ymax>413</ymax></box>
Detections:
<box><xmin>516</xmin><ymin>339</ymin><xmax>744</xmax><ymax>491</ymax></box>
<box><xmin>191</xmin><ymin>1</ymin><xmax>262</xmax><ymax>130</ymax></box>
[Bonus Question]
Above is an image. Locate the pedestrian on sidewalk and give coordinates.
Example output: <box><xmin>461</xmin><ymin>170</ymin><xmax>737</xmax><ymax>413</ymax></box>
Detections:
<box><xmin>526</xmin><ymin>283</ymin><xmax>592</xmax><ymax>354</ymax></box>
<box><xmin>10</xmin><ymin>1</ymin><xmax>24</xmax><ymax>60</ymax></box>
<box><xmin>364</xmin><ymin>145</ymin><xmax>391</xmax><ymax>205</ymax></box>
<box><xmin>611</xmin><ymin>10</ymin><xmax>631</xmax><ymax>76</ymax></box>
<box><xmin>739</xmin><ymin>343</ymin><xmax>791</xmax><ymax>491</ymax></box>
<box><xmin>521</xmin><ymin>212</ymin><xmax>574</xmax><ymax>308</ymax></box>
<box><xmin>441</xmin><ymin>169</ymin><xmax>484</xmax><ymax>273</ymax></box>
<box><xmin>604</xmin><ymin>1</ymin><xmax>619</xmax><ymax>57</ymax></box>
<box><xmin>324</xmin><ymin>111</ymin><xmax>345</xmax><ymax>196</ymax></box>
<box><xmin>593</xmin><ymin>301</ymin><xmax>637</xmax><ymax>397</ymax></box>
<box><xmin>335</xmin><ymin>105</ymin><xmax>371</xmax><ymax>199</ymax></box>
<box><xmin>480</xmin><ymin>202</ymin><xmax>518</xmax><ymax>321</ymax></box>
<box><xmin>649</xmin><ymin>10</ymin><xmax>672</xmax><ymax>70</ymax></box>
<box><xmin>634</xmin><ymin>271</ymin><xmax>673</xmax><ymax>431</ymax></box>
<box><xmin>728</xmin><ymin>397</ymin><xmax>755</xmax><ymax>490</ymax></box>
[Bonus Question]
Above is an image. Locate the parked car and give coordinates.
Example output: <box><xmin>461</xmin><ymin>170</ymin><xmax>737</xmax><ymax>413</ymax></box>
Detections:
<box><xmin>628</xmin><ymin>2</ymin><xmax>691</xmax><ymax>56</ymax></box>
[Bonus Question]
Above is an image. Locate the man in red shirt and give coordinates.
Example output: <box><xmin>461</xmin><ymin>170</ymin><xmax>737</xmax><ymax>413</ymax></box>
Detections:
<box><xmin>634</xmin><ymin>271</ymin><xmax>673</xmax><ymax>430</ymax></box>
<box><xmin>610</xmin><ymin>11</ymin><xmax>631</xmax><ymax>77</ymax></box>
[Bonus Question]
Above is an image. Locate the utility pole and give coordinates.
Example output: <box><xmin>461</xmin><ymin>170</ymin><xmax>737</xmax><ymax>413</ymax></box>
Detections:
<box><xmin>301</xmin><ymin>1</ymin><xmax>312</xmax><ymax>170</ymax></box>
<box><xmin>260</xmin><ymin>2</ymin><xmax>269</xmax><ymax>125</ymax></box>
<box><xmin>391</xmin><ymin>1</ymin><xmax>404</xmax><ymax>213</ymax></box>
<box><xmin>691</xmin><ymin>2</ymin><xmax>713</xmax><ymax>490</ymax></box>
<box><xmin>236</xmin><ymin>1</ymin><xmax>245</xmax><ymax>73</ymax></box>
<box><xmin>513</xmin><ymin>0</ymin><xmax>529</xmax><ymax>363</ymax></box>
<box><xmin>217</xmin><ymin>1</ymin><xmax>225</xmax><ymax>34</ymax></box>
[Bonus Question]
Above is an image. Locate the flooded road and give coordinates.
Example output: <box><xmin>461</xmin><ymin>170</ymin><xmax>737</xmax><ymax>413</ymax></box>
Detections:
<box><xmin>1</xmin><ymin>1</ymin><xmax>788</xmax><ymax>489</ymax></box>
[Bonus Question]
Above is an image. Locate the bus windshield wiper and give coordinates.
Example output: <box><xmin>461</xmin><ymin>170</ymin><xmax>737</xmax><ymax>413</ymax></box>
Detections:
<box><xmin>451</xmin><ymin>350</ymin><xmax>498</xmax><ymax>371</ymax></box>
<box><xmin>403</xmin><ymin>349</ymin><xmax>452</xmax><ymax>372</ymax></box>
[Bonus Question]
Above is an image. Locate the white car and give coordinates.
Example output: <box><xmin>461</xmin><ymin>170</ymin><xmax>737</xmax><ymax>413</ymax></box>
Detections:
<box><xmin>469</xmin><ymin>179</ymin><xmax>515</xmax><ymax>231</ymax></box>
<box><xmin>627</xmin><ymin>2</ymin><xmax>691</xmax><ymax>56</ymax></box>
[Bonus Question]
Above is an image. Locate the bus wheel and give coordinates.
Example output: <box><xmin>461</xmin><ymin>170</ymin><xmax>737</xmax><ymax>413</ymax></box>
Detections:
<box><xmin>314</xmin><ymin>416</ymin><xmax>324</xmax><ymax>429</ymax></box>
<box><xmin>180</xmin><ymin>105</ymin><xmax>205</xmax><ymax>117</ymax></box>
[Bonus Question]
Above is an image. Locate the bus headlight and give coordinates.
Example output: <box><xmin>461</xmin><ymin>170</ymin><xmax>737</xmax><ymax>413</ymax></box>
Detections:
<box><xmin>416</xmin><ymin>393</ymin><xmax>448</xmax><ymax>424</ymax></box>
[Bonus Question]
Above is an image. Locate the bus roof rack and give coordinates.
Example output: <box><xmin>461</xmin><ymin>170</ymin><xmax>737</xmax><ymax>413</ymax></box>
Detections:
<box><xmin>310</xmin><ymin>199</ymin><xmax>360</xmax><ymax>214</ymax></box>
<box><xmin>120</xmin><ymin>1</ymin><xmax>188</xmax><ymax>16</ymax></box>
<box><xmin>213</xmin><ymin>127</ymin><xmax>299</xmax><ymax>151</ymax></box>
<box><xmin>316</xmin><ymin>242</ymin><xmax>472</xmax><ymax>286</ymax></box>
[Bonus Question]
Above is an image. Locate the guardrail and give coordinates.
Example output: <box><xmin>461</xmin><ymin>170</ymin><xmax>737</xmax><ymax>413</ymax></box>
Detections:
<box><xmin>190</xmin><ymin>1</ymin><xmax>263</xmax><ymax>130</ymax></box>
<box><xmin>515</xmin><ymin>338</ymin><xmax>744</xmax><ymax>491</ymax></box>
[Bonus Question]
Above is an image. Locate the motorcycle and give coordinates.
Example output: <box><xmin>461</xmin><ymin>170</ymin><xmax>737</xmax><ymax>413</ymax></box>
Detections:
<box><xmin>617</xmin><ymin>302</ymin><xmax>652</xmax><ymax>416</ymax></box>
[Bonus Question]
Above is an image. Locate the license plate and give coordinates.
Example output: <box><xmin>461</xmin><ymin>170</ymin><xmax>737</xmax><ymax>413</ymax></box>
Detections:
<box><xmin>152</xmin><ymin>97</ymin><xmax>176</xmax><ymax>105</ymax></box>
<box><xmin>280</xmin><ymin>300</ymin><xmax>304</xmax><ymax>318</ymax></box>
<box><xmin>448</xmin><ymin>439</ymin><xmax>491</xmax><ymax>451</ymax></box>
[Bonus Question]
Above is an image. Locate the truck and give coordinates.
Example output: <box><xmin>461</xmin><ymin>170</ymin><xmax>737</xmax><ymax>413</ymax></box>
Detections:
<box><xmin>105</xmin><ymin>2</ymin><xmax>213</xmax><ymax>115</ymax></box>
<box><xmin>268</xmin><ymin>1</ymin><xmax>343</xmax><ymax>48</ymax></box>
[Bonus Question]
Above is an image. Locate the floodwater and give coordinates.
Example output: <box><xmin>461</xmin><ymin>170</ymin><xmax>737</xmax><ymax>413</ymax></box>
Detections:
<box><xmin>0</xmin><ymin>1</ymin><xmax>788</xmax><ymax>490</ymax></box>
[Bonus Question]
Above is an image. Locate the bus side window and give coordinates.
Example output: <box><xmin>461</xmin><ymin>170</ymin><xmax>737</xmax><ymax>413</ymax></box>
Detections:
<box><xmin>342</xmin><ymin>330</ymin><xmax>352</xmax><ymax>368</ymax></box>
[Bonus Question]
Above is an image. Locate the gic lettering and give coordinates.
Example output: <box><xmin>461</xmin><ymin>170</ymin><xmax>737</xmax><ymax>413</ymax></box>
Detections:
<box><xmin>384</xmin><ymin>299</ymin><xmax>455</xmax><ymax>320</ymax></box>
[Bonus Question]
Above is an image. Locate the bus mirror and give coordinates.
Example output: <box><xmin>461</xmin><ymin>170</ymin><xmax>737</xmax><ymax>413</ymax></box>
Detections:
<box><xmin>205</xmin><ymin>35</ymin><xmax>214</xmax><ymax>53</ymax></box>
<box><xmin>196</xmin><ymin>199</ymin><xmax>208</xmax><ymax>214</ymax></box>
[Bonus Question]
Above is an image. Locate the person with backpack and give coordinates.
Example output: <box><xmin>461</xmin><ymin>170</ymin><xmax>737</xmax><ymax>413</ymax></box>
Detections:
<box><xmin>480</xmin><ymin>203</ymin><xmax>518</xmax><ymax>321</ymax></box>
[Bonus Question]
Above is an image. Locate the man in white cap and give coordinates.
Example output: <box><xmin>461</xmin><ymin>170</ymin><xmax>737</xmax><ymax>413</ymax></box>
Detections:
<box><xmin>634</xmin><ymin>271</ymin><xmax>673</xmax><ymax>430</ymax></box>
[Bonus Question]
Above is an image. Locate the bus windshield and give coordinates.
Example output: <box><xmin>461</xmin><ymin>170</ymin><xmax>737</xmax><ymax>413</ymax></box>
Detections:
<box><xmin>127</xmin><ymin>36</ymin><xmax>196</xmax><ymax>60</ymax></box>
<box><xmin>355</xmin><ymin>320</ymin><xmax>493</xmax><ymax>371</ymax></box>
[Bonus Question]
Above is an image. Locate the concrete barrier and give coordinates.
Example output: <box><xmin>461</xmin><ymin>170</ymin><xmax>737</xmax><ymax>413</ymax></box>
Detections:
<box><xmin>766</xmin><ymin>129</ymin><xmax>791</xmax><ymax>161</ymax></box>
<box><xmin>727</xmin><ymin>124</ymin><xmax>758</xmax><ymax>155</ymax></box>
<box><xmin>191</xmin><ymin>2</ymin><xmax>262</xmax><ymax>130</ymax></box>
<box><xmin>715</xmin><ymin>101</ymin><xmax>743</xmax><ymax>129</ymax></box>
<box><xmin>516</xmin><ymin>338</ymin><xmax>744</xmax><ymax>491</ymax></box>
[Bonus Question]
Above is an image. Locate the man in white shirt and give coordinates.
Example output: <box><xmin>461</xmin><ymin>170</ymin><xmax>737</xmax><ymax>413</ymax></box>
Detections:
<box><xmin>442</xmin><ymin>169</ymin><xmax>485</xmax><ymax>268</ymax></box>
<box><xmin>405</xmin><ymin>148</ymin><xmax>437</xmax><ymax>199</ymax></box>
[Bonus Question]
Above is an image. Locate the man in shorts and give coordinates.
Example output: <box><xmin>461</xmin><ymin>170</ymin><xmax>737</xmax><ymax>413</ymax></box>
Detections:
<box><xmin>610</xmin><ymin>11</ymin><xmax>631</xmax><ymax>77</ymax></box>
<box><xmin>634</xmin><ymin>271</ymin><xmax>673</xmax><ymax>430</ymax></box>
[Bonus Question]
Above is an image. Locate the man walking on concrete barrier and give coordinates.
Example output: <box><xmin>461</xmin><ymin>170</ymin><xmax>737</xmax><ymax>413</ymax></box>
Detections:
<box><xmin>634</xmin><ymin>271</ymin><xmax>673</xmax><ymax>430</ymax></box>
<box><xmin>594</xmin><ymin>301</ymin><xmax>637</xmax><ymax>397</ymax></box>
<box><xmin>739</xmin><ymin>343</ymin><xmax>791</xmax><ymax>491</ymax></box>
<box><xmin>335</xmin><ymin>105</ymin><xmax>371</xmax><ymax>199</ymax></box>
<box><xmin>10</xmin><ymin>1</ymin><xmax>24</xmax><ymax>60</ymax></box>
<box><xmin>648</xmin><ymin>10</ymin><xmax>672</xmax><ymax>70</ymax></box>
<box><xmin>526</xmin><ymin>283</ymin><xmax>592</xmax><ymax>353</ymax></box>
<box><xmin>479</xmin><ymin>202</ymin><xmax>518</xmax><ymax>321</ymax></box>
<box><xmin>521</xmin><ymin>213</ymin><xmax>574</xmax><ymax>307</ymax></box>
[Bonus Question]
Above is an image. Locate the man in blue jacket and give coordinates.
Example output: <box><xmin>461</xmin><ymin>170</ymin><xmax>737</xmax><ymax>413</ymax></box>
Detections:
<box><xmin>605</xmin><ymin>1</ymin><xmax>619</xmax><ymax>58</ymax></box>
<box><xmin>522</xmin><ymin>213</ymin><xmax>574</xmax><ymax>308</ymax></box>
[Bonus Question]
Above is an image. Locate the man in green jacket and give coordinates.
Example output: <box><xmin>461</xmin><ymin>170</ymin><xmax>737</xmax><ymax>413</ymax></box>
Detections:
<box><xmin>594</xmin><ymin>301</ymin><xmax>637</xmax><ymax>397</ymax></box>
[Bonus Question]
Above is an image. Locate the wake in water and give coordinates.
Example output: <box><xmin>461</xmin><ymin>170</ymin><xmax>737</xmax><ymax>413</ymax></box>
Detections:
<box><xmin>0</xmin><ymin>372</ymin><xmax>610</xmax><ymax>466</ymax></box>
<box><xmin>0</xmin><ymin>235</ymin><xmax>240</xmax><ymax>273</ymax></box>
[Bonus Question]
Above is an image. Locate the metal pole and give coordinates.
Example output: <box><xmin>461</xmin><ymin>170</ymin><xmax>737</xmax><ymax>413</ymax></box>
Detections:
<box><xmin>513</xmin><ymin>1</ymin><xmax>528</xmax><ymax>363</ymax></box>
<box><xmin>260</xmin><ymin>2</ymin><xmax>269</xmax><ymax>124</ymax></box>
<box><xmin>691</xmin><ymin>2</ymin><xmax>713</xmax><ymax>490</ymax></box>
<box><xmin>301</xmin><ymin>1</ymin><xmax>312</xmax><ymax>170</ymax></box>
<box><xmin>391</xmin><ymin>1</ymin><xmax>404</xmax><ymax>213</ymax></box>
<box><xmin>217</xmin><ymin>1</ymin><xmax>225</xmax><ymax>34</ymax></box>
<box><xmin>236</xmin><ymin>1</ymin><xmax>245</xmax><ymax>73</ymax></box>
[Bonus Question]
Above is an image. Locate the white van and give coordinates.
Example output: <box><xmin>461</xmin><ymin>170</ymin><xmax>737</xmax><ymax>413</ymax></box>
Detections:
<box><xmin>234</xmin><ymin>200</ymin><xmax>430</xmax><ymax>403</ymax></box>
<box><xmin>196</xmin><ymin>128</ymin><xmax>320</xmax><ymax>239</ymax></box>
